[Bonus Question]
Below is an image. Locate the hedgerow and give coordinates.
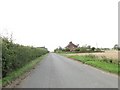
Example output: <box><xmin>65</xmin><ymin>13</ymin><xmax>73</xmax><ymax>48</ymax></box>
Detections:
<box><xmin>2</xmin><ymin>37</ymin><xmax>49</xmax><ymax>77</ymax></box>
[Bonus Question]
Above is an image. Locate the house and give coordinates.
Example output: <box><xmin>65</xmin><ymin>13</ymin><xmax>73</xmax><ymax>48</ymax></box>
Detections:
<box><xmin>65</xmin><ymin>41</ymin><xmax>79</xmax><ymax>51</ymax></box>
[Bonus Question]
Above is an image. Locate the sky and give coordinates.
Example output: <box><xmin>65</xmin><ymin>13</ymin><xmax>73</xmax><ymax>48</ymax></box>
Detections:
<box><xmin>0</xmin><ymin>0</ymin><xmax>119</xmax><ymax>51</ymax></box>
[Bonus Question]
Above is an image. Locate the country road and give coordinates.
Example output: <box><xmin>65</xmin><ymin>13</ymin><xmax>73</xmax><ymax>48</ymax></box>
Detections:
<box><xmin>16</xmin><ymin>53</ymin><xmax>118</xmax><ymax>88</ymax></box>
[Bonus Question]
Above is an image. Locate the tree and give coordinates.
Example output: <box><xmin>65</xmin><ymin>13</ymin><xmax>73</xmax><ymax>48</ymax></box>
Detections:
<box><xmin>91</xmin><ymin>47</ymin><xmax>95</xmax><ymax>51</ymax></box>
<box><xmin>113</xmin><ymin>44</ymin><xmax>120</xmax><ymax>50</ymax></box>
<box><xmin>96</xmin><ymin>48</ymin><xmax>101</xmax><ymax>51</ymax></box>
<box><xmin>58</xmin><ymin>46</ymin><xmax>63</xmax><ymax>50</ymax></box>
<box><xmin>80</xmin><ymin>47</ymin><xmax>87</xmax><ymax>52</ymax></box>
<box><xmin>87</xmin><ymin>45</ymin><xmax>91</xmax><ymax>49</ymax></box>
<box><xmin>65</xmin><ymin>48</ymin><xmax>70</xmax><ymax>51</ymax></box>
<box><xmin>75</xmin><ymin>48</ymin><xmax>80</xmax><ymax>51</ymax></box>
<box><xmin>54</xmin><ymin>48</ymin><xmax>58</xmax><ymax>52</ymax></box>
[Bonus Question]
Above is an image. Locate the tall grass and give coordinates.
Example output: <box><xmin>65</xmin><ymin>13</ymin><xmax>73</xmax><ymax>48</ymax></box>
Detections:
<box><xmin>68</xmin><ymin>55</ymin><xmax>119</xmax><ymax>74</ymax></box>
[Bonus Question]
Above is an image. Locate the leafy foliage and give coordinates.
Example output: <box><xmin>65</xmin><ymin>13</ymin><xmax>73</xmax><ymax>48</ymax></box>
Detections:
<box><xmin>113</xmin><ymin>44</ymin><xmax>120</xmax><ymax>50</ymax></box>
<box><xmin>2</xmin><ymin>37</ymin><xmax>49</xmax><ymax>77</ymax></box>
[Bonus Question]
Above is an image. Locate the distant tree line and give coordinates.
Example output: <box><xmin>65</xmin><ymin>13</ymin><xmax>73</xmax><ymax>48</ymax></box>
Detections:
<box><xmin>2</xmin><ymin>36</ymin><xmax>49</xmax><ymax>77</ymax></box>
<box><xmin>54</xmin><ymin>44</ymin><xmax>120</xmax><ymax>53</ymax></box>
<box><xmin>54</xmin><ymin>45</ymin><xmax>104</xmax><ymax>53</ymax></box>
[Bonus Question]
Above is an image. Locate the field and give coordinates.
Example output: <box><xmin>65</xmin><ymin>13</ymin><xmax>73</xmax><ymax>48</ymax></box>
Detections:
<box><xmin>63</xmin><ymin>50</ymin><xmax>119</xmax><ymax>74</ymax></box>
<box><xmin>64</xmin><ymin>50</ymin><xmax>119</xmax><ymax>60</ymax></box>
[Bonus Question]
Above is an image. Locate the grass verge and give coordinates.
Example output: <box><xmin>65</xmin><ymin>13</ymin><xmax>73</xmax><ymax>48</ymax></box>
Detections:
<box><xmin>0</xmin><ymin>54</ymin><xmax>47</xmax><ymax>87</ymax></box>
<box><xmin>67</xmin><ymin>55</ymin><xmax>119</xmax><ymax>74</ymax></box>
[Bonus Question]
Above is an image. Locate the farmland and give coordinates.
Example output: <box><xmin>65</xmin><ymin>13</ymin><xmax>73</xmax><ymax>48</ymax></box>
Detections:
<box><xmin>62</xmin><ymin>50</ymin><xmax>119</xmax><ymax>74</ymax></box>
<box><xmin>64</xmin><ymin>50</ymin><xmax>119</xmax><ymax>60</ymax></box>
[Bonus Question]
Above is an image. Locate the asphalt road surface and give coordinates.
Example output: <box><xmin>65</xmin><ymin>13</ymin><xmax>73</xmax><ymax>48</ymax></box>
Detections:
<box><xmin>17</xmin><ymin>53</ymin><xmax>118</xmax><ymax>88</ymax></box>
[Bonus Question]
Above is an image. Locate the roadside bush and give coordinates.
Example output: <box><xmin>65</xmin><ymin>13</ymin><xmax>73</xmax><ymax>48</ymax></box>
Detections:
<box><xmin>75</xmin><ymin>48</ymin><xmax>80</xmax><ymax>51</ymax></box>
<box><xmin>2</xmin><ymin>37</ymin><xmax>49</xmax><ymax>77</ymax></box>
<box><xmin>79</xmin><ymin>47</ymin><xmax>87</xmax><ymax>52</ymax></box>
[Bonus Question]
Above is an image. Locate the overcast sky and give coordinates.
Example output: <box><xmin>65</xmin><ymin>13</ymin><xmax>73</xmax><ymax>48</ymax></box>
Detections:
<box><xmin>0</xmin><ymin>0</ymin><xmax>119</xmax><ymax>51</ymax></box>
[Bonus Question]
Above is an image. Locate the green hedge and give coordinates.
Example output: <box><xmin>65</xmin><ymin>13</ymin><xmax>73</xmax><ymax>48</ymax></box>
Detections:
<box><xmin>2</xmin><ymin>37</ymin><xmax>49</xmax><ymax>77</ymax></box>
